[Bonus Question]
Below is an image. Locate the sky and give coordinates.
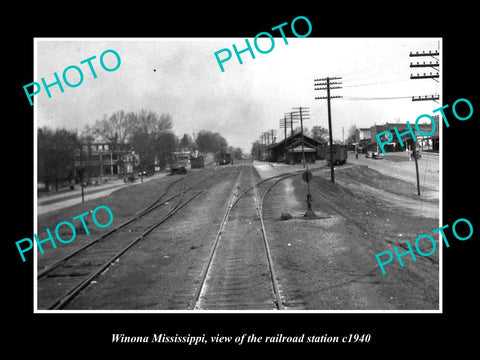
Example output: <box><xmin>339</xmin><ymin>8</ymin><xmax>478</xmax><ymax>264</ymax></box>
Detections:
<box><xmin>35</xmin><ymin>37</ymin><xmax>441</xmax><ymax>153</ymax></box>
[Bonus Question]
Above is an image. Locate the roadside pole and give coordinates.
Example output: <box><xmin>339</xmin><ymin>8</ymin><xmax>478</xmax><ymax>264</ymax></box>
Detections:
<box><xmin>302</xmin><ymin>167</ymin><xmax>316</xmax><ymax>218</ymax></box>
<box><xmin>80</xmin><ymin>147</ymin><xmax>85</xmax><ymax>203</ymax></box>
<box><xmin>412</xmin><ymin>141</ymin><xmax>421</xmax><ymax>196</ymax></box>
<box><xmin>314</xmin><ymin>76</ymin><xmax>342</xmax><ymax>183</ymax></box>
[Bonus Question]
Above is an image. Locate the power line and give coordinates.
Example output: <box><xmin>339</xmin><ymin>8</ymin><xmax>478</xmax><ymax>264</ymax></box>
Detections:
<box><xmin>342</xmin><ymin>77</ymin><xmax>410</xmax><ymax>88</ymax></box>
<box><xmin>343</xmin><ymin>68</ymin><xmax>406</xmax><ymax>83</ymax></box>
<box><xmin>340</xmin><ymin>51</ymin><xmax>408</xmax><ymax>81</ymax></box>
<box><xmin>339</xmin><ymin>96</ymin><xmax>412</xmax><ymax>100</ymax></box>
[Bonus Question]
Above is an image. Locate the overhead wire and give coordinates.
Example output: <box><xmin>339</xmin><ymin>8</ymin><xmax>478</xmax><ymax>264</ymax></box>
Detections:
<box><xmin>339</xmin><ymin>96</ymin><xmax>413</xmax><ymax>100</ymax></box>
<box><xmin>342</xmin><ymin>77</ymin><xmax>410</xmax><ymax>88</ymax></box>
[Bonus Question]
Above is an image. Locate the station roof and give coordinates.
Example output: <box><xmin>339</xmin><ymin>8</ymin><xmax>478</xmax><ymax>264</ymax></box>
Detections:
<box><xmin>268</xmin><ymin>132</ymin><xmax>324</xmax><ymax>151</ymax></box>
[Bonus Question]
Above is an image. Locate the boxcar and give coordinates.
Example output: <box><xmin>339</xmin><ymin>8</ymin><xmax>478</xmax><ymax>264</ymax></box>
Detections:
<box><xmin>325</xmin><ymin>144</ymin><xmax>347</xmax><ymax>165</ymax></box>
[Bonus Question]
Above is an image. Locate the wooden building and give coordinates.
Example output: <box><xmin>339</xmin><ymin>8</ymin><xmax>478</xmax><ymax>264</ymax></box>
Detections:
<box><xmin>268</xmin><ymin>133</ymin><xmax>325</xmax><ymax>164</ymax></box>
<box><xmin>73</xmin><ymin>143</ymin><xmax>137</xmax><ymax>178</ymax></box>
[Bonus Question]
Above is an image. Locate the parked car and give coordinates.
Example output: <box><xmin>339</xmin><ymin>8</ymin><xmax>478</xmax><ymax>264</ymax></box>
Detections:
<box><xmin>138</xmin><ymin>170</ymin><xmax>154</xmax><ymax>177</ymax></box>
<box><xmin>170</xmin><ymin>165</ymin><xmax>187</xmax><ymax>175</ymax></box>
<box><xmin>123</xmin><ymin>172</ymin><xmax>138</xmax><ymax>183</ymax></box>
<box><xmin>373</xmin><ymin>152</ymin><xmax>384</xmax><ymax>159</ymax></box>
<box><xmin>366</xmin><ymin>151</ymin><xmax>374</xmax><ymax>158</ymax></box>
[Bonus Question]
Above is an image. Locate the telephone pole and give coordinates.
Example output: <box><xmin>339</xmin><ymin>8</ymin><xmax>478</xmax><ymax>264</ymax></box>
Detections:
<box><xmin>408</xmin><ymin>49</ymin><xmax>440</xmax><ymax>195</ymax></box>
<box><xmin>264</xmin><ymin>131</ymin><xmax>269</xmax><ymax>161</ymax></box>
<box><xmin>259</xmin><ymin>133</ymin><xmax>266</xmax><ymax>161</ymax></box>
<box><xmin>412</xmin><ymin>95</ymin><xmax>439</xmax><ymax>102</ymax></box>
<box><xmin>409</xmin><ymin>50</ymin><xmax>439</xmax><ymax>82</ymax></box>
<box><xmin>412</xmin><ymin>141</ymin><xmax>421</xmax><ymax>196</ymax></box>
<box><xmin>280</xmin><ymin>116</ymin><xmax>288</xmax><ymax>141</ymax></box>
<box><xmin>291</xmin><ymin>107</ymin><xmax>310</xmax><ymax>168</ymax></box>
<box><xmin>284</xmin><ymin>112</ymin><xmax>298</xmax><ymax>164</ymax></box>
<box><xmin>279</xmin><ymin>116</ymin><xmax>288</xmax><ymax>161</ymax></box>
<box><xmin>269</xmin><ymin>129</ymin><xmax>276</xmax><ymax>144</ymax></box>
<box><xmin>314</xmin><ymin>76</ymin><xmax>342</xmax><ymax>183</ymax></box>
<box><xmin>410</xmin><ymin>49</ymin><xmax>440</xmax><ymax>103</ymax></box>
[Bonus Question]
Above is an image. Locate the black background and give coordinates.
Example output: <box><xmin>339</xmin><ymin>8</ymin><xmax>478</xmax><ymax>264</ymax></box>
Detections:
<box><xmin>6</xmin><ymin>5</ymin><xmax>478</xmax><ymax>355</ymax></box>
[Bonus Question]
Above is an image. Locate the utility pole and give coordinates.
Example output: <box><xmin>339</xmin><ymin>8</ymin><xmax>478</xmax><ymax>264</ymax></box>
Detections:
<box><xmin>412</xmin><ymin>141</ymin><xmax>421</xmax><ymax>196</ymax></box>
<box><xmin>289</xmin><ymin>112</ymin><xmax>294</xmax><ymax>137</ymax></box>
<box><xmin>408</xmin><ymin>49</ymin><xmax>440</xmax><ymax>195</ymax></box>
<box><xmin>410</xmin><ymin>49</ymin><xmax>440</xmax><ymax>102</ymax></box>
<box><xmin>292</xmin><ymin>107</ymin><xmax>310</xmax><ymax>168</ymax></box>
<box><xmin>79</xmin><ymin>145</ymin><xmax>85</xmax><ymax>203</ymax></box>
<box><xmin>279</xmin><ymin>117</ymin><xmax>288</xmax><ymax>162</ymax></box>
<box><xmin>409</xmin><ymin>50</ymin><xmax>439</xmax><ymax>81</ymax></box>
<box><xmin>263</xmin><ymin>132</ymin><xmax>268</xmax><ymax>160</ymax></box>
<box><xmin>314</xmin><ymin>76</ymin><xmax>342</xmax><ymax>183</ymax></box>
<box><xmin>279</xmin><ymin>116</ymin><xmax>287</xmax><ymax>142</ymax></box>
<box><xmin>412</xmin><ymin>95</ymin><xmax>439</xmax><ymax>102</ymax></box>
<box><xmin>264</xmin><ymin>129</ymin><xmax>275</xmax><ymax>162</ymax></box>
<box><xmin>284</xmin><ymin>112</ymin><xmax>298</xmax><ymax>164</ymax></box>
<box><xmin>269</xmin><ymin>129</ymin><xmax>276</xmax><ymax>144</ymax></box>
<box><xmin>257</xmin><ymin>134</ymin><xmax>263</xmax><ymax>160</ymax></box>
<box><xmin>259</xmin><ymin>133</ymin><xmax>265</xmax><ymax>161</ymax></box>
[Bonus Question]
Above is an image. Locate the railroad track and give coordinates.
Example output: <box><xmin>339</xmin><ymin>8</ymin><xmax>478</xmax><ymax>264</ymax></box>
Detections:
<box><xmin>190</xmin><ymin>164</ymin><xmax>303</xmax><ymax>310</ymax></box>
<box><xmin>37</xmin><ymin>170</ymin><xmax>223</xmax><ymax>310</ymax></box>
<box><xmin>38</xmin><ymin>164</ymin><xmax>311</xmax><ymax>310</ymax></box>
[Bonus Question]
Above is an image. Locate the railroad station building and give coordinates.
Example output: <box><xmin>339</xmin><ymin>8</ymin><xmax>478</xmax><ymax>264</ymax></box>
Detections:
<box><xmin>268</xmin><ymin>133</ymin><xmax>325</xmax><ymax>163</ymax></box>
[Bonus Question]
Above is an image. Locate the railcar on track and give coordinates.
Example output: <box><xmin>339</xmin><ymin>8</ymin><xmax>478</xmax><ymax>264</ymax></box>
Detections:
<box><xmin>215</xmin><ymin>151</ymin><xmax>232</xmax><ymax>165</ymax></box>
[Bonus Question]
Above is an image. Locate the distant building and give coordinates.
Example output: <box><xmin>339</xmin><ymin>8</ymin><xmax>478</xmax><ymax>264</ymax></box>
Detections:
<box><xmin>372</xmin><ymin>116</ymin><xmax>439</xmax><ymax>153</ymax></box>
<box><xmin>171</xmin><ymin>151</ymin><xmax>191</xmax><ymax>165</ymax></box>
<box><xmin>73</xmin><ymin>143</ymin><xmax>138</xmax><ymax>180</ymax></box>
<box><xmin>354</xmin><ymin>128</ymin><xmax>373</xmax><ymax>153</ymax></box>
<box><xmin>353</xmin><ymin>116</ymin><xmax>439</xmax><ymax>153</ymax></box>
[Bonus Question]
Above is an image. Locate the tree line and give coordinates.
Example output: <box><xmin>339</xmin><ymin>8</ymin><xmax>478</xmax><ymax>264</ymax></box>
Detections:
<box><xmin>38</xmin><ymin>110</ymin><xmax>242</xmax><ymax>192</ymax></box>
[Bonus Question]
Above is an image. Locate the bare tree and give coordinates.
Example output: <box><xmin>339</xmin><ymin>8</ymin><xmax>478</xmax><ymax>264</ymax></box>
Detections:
<box><xmin>131</xmin><ymin>109</ymin><xmax>172</xmax><ymax>138</ymax></box>
<box><xmin>92</xmin><ymin>110</ymin><xmax>136</xmax><ymax>145</ymax></box>
<box><xmin>345</xmin><ymin>124</ymin><xmax>357</xmax><ymax>145</ymax></box>
<box><xmin>310</xmin><ymin>126</ymin><xmax>329</xmax><ymax>143</ymax></box>
<box><xmin>85</xmin><ymin>109</ymin><xmax>175</xmax><ymax>172</ymax></box>
<box><xmin>129</xmin><ymin>110</ymin><xmax>174</xmax><ymax>170</ymax></box>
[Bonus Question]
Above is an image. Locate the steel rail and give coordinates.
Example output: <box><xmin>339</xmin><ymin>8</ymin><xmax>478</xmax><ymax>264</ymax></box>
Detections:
<box><xmin>48</xmin><ymin>190</ymin><xmax>203</xmax><ymax>310</ymax></box>
<box><xmin>231</xmin><ymin>169</ymin><xmax>305</xmax><ymax>208</ymax></box>
<box><xmin>191</xmin><ymin>165</ymin><xmax>304</xmax><ymax>310</ymax></box>
<box><xmin>191</xmin><ymin>166</ymin><xmax>245</xmax><ymax>310</ymax></box>
<box><xmin>37</xmin><ymin>171</ymin><xmax>217</xmax><ymax>279</ymax></box>
<box><xmin>252</xmin><ymin>167</ymin><xmax>309</xmax><ymax>310</ymax></box>
<box><xmin>37</xmin><ymin>187</ymin><xmax>184</xmax><ymax>279</ymax></box>
<box><xmin>249</xmin><ymin>167</ymin><xmax>285</xmax><ymax>310</ymax></box>
<box><xmin>229</xmin><ymin>163</ymin><xmax>330</xmax><ymax>208</ymax></box>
